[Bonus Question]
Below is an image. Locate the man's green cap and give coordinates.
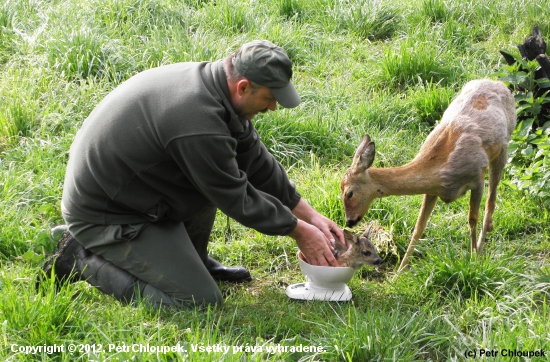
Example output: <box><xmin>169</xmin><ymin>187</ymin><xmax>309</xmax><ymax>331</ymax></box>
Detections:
<box><xmin>232</xmin><ymin>40</ymin><xmax>301</xmax><ymax>108</ymax></box>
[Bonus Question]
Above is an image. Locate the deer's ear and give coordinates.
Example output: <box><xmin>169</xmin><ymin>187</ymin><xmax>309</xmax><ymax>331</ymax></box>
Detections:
<box><xmin>343</xmin><ymin>229</ymin><xmax>358</xmax><ymax>245</ymax></box>
<box><xmin>361</xmin><ymin>224</ymin><xmax>373</xmax><ymax>239</ymax></box>
<box><xmin>343</xmin><ymin>229</ymin><xmax>354</xmax><ymax>241</ymax></box>
<box><xmin>352</xmin><ymin>134</ymin><xmax>375</xmax><ymax>171</ymax></box>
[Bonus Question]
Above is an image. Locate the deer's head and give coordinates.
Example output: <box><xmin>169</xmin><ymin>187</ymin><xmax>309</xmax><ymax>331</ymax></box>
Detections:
<box><xmin>341</xmin><ymin>227</ymin><xmax>383</xmax><ymax>268</ymax></box>
<box><xmin>340</xmin><ymin>135</ymin><xmax>377</xmax><ymax>227</ymax></box>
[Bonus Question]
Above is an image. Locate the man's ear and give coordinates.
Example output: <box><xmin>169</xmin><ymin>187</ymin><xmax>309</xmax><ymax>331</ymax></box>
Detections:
<box><xmin>236</xmin><ymin>79</ymin><xmax>251</xmax><ymax>97</ymax></box>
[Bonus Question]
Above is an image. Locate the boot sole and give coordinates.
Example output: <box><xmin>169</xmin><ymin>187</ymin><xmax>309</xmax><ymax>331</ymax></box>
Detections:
<box><xmin>35</xmin><ymin>231</ymin><xmax>81</xmax><ymax>291</ymax></box>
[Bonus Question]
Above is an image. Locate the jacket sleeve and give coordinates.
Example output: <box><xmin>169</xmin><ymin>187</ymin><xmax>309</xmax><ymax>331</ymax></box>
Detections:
<box><xmin>235</xmin><ymin>120</ymin><xmax>301</xmax><ymax>209</ymax></box>
<box><xmin>165</xmin><ymin>131</ymin><xmax>299</xmax><ymax>236</ymax></box>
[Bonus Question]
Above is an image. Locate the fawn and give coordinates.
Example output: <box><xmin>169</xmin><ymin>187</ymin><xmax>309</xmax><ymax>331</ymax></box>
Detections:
<box><xmin>331</xmin><ymin>228</ymin><xmax>383</xmax><ymax>269</ymax></box>
<box><xmin>340</xmin><ymin>79</ymin><xmax>517</xmax><ymax>272</ymax></box>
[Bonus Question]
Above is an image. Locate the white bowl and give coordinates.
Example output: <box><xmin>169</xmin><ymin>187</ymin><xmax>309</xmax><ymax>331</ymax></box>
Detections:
<box><xmin>297</xmin><ymin>251</ymin><xmax>355</xmax><ymax>289</ymax></box>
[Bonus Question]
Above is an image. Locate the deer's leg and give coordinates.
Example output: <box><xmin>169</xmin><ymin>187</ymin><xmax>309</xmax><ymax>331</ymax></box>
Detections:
<box><xmin>477</xmin><ymin>151</ymin><xmax>506</xmax><ymax>253</ymax></box>
<box><xmin>468</xmin><ymin>170</ymin><xmax>486</xmax><ymax>256</ymax></box>
<box><xmin>398</xmin><ymin>194</ymin><xmax>438</xmax><ymax>272</ymax></box>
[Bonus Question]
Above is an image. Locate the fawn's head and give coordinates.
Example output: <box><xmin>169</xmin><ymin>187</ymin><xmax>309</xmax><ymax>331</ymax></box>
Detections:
<box><xmin>342</xmin><ymin>227</ymin><xmax>383</xmax><ymax>268</ymax></box>
<box><xmin>341</xmin><ymin>134</ymin><xmax>377</xmax><ymax>227</ymax></box>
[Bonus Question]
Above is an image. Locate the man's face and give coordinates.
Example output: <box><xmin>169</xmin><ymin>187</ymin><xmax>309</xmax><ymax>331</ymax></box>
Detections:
<box><xmin>234</xmin><ymin>84</ymin><xmax>278</xmax><ymax>120</ymax></box>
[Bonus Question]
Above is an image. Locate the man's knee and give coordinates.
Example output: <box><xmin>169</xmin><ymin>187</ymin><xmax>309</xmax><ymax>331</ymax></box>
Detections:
<box><xmin>157</xmin><ymin>289</ymin><xmax>222</xmax><ymax>309</ymax></box>
<box><xmin>138</xmin><ymin>281</ymin><xmax>223</xmax><ymax>308</ymax></box>
<box><xmin>195</xmin><ymin>288</ymin><xmax>223</xmax><ymax>307</ymax></box>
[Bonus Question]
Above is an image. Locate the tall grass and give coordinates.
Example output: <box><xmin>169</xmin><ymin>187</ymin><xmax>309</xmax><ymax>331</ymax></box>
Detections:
<box><xmin>326</xmin><ymin>0</ymin><xmax>401</xmax><ymax>41</ymax></box>
<box><xmin>1</xmin><ymin>0</ymin><xmax>549</xmax><ymax>360</ymax></box>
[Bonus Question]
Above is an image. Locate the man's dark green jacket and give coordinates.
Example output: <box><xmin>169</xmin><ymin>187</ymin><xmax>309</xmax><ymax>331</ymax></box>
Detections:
<box><xmin>62</xmin><ymin>60</ymin><xmax>301</xmax><ymax>243</ymax></box>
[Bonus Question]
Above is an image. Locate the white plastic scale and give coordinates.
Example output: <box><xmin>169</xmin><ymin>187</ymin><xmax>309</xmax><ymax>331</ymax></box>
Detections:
<box><xmin>285</xmin><ymin>278</ymin><xmax>353</xmax><ymax>301</ymax></box>
<box><xmin>285</xmin><ymin>252</ymin><xmax>355</xmax><ymax>301</ymax></box>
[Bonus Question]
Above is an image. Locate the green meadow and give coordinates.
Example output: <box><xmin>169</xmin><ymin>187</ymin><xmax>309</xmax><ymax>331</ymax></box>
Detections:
<box><xmin>1</xmin><ymin>0</ymin><xmax>549</xmax><ymax>360</ymax></box>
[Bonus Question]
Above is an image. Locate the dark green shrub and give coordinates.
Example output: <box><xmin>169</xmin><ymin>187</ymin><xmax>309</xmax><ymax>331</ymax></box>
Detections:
<box><xmin>498</xmin><ymin>50</ymin><xmax>550</xmax><ymax>207</ymax></box>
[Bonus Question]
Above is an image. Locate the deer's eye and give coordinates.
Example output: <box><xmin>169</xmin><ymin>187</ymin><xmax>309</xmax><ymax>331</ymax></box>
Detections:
<box><xmin>362</xmin><ymin>251</ymin><xmax>371</xmax><ymax>256</ymax></box>
<box><xmin>347</xmin><ymin>191</ymin><xmax>353</xmax><ymax>199</ymax></box>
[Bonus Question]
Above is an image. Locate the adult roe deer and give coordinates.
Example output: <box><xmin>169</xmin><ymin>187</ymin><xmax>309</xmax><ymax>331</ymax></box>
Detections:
<box><xmin>340</xmin><ymin>79</ymin><xmax>517</xmax><ymax>272</ymax></box>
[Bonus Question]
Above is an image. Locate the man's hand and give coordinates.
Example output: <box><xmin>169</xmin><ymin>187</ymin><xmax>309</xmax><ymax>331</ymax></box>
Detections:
<box><xmin>288</xmin><ymin>198</ymin><xmax>346</xmax><ymax>266</ymax></box>
<box><xmin>288</xmin><ymin>220</ymin><xmax>339</xmax><ymax>266</ymax></box>
<box><xmin>291</xmin><ymin>199</ymin><xmax>346</xmax><ymax>246</ymax></box>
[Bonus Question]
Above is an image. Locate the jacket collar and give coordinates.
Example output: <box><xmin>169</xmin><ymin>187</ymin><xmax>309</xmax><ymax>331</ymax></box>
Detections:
<box><xmin>211</xmin><ymin>60</ymin><xmax>247</xmax><ymax>135</ymax></box>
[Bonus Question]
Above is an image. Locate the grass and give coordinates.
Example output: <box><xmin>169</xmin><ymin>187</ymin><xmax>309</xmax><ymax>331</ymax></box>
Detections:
<box><xmin>1</xmin><ymin>0</ymin><xmax>550</xmax><ymax>360</ymax></box>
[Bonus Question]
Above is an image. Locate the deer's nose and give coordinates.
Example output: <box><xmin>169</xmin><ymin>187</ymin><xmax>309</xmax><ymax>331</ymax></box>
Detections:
<box><xmin>346</xmin><ymin>217</ymin><xmax>361</xmax><ymax>227</ymax></box>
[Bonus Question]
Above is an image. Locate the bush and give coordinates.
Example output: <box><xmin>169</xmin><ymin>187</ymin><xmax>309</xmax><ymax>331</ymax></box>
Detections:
<box><xmin>498</xmin><ymin>49</ymin><xmax>550</xmax><ymax>208</ymax></box>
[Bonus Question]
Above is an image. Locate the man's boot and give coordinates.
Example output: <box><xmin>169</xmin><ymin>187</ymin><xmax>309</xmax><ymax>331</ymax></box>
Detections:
<box><xmin>36</xmin><ymin>231</ymin><xmax>88</xmax><ymax>290</ymax></box>
<box><xmin>206</xmin><ymin>256</ymin><xmax>252</xmax><ymax>282</ymax></box>
<box><xmin>79</xmin><ymin>253</ymin><xmax>147</xmax><ymax>304</ymax></box>
<box><xmin>37</xmin><ymin>231</ymin><xmax>146</xmax><ymax>304</ymax></box>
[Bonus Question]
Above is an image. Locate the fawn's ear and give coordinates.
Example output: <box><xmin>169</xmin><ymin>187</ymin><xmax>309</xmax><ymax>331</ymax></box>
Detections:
<box><xmin>343</xmin><ymin>229</ymin><xmax>358</xmax><ymax>244</ymax></box>
<box><xmin>361</xmin><ymin>224</ymin><xmax>373</xmax><ymax>239</ymax></box>
<box><xmin>352</xmin><ymin>134</ymin><xmax>375</xmax><ymax>172</ymax></box>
